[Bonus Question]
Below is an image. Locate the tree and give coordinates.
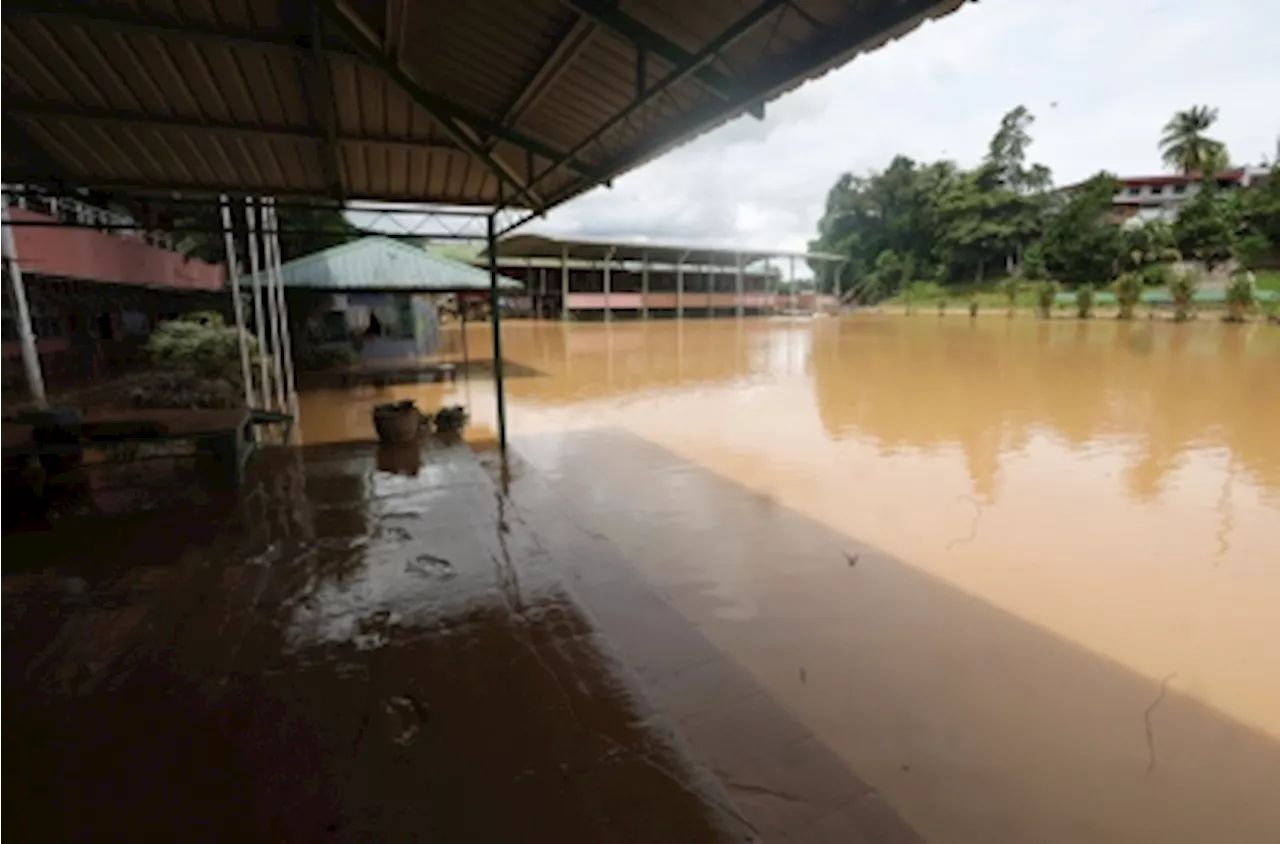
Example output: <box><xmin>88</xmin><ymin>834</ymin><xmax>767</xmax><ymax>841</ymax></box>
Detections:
<box><xmin>1040</xmin><ymin>173</ymin><xmax>1124</xmax><ymax>286</ymax></box>
<box><xmin>1113</xmin><ymin>273</ymin><xmax>1143</xmax><ymax>320</ymax></box>
<box><xmin>1160</xmin><ymin>106</ymin><xmax>1229</xmax><ymax>175</ymax></box>
<box><xmin>1173</xmin><ymin>183</ymin><xmax>1240</xmax><ymax>268</ymax></box>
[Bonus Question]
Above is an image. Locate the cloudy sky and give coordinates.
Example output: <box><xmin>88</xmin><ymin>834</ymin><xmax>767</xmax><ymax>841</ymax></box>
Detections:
<box><xmin>522</xmin><ymin>0</ymin><xmax>1278</xmax><ymax>253</ymax></box>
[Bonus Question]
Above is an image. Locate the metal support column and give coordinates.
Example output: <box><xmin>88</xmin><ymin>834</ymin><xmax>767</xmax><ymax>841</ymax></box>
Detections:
<box><xmin>244</xmin><ymin>198</ymin><xmax>270</xmax><ymax>404</ymax></box>
<box><xmin>676</xmin><ymin>250</ymin><xmax>686</xmax><ymax>319</ymax></box>
<box><xmin>260</xmin><ymin>198</ymin><xmax>285</xmax><ymax>412</ymax></box>
<box><xmin>487</xmin><ymin>214</ymin><xmax>508</xmax><ymax>451</ymax></box>
<box><xmin>560</xmin><ymin>245</ymin><xmax>570</xmax><ymax>321</ymax></box>
<box><xmin>267</xmin><ymin>199</ymin><xmax>298</xmax><ymax>417</ymax></box>
<box><xmin>735</xmin><ymin>251</ymin><xmax>744</xmax><ymax>319</ymax></box>
<box><xmin>602</xmin><ymin>247</ymin><xmax>616</xmax><ymax>322</ymax></box>
<box><xmin>1</xmin><ymin>196</ymin><xmax>47</xmax><ymax>407</ymax></box>
<box><xmin>220</xmin><ymin>195</ymin><xmax>255</xmax><ymax>408</ymax></box>
<box><xmin>789</xmin><ymin>254</ymin><xmax>797</xmax><ymax>316</ymax></box>
<box><xmin>641</xmin><ymin>250</ymin><xmax>650</xmax><ymax>320</ymax></box>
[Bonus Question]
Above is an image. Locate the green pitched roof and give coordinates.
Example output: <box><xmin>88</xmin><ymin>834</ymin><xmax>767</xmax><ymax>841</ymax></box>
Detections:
<box><xmin>279</xmin><ymin>237</ymin><xmax>522</xmax><ymax>292</ymax></box>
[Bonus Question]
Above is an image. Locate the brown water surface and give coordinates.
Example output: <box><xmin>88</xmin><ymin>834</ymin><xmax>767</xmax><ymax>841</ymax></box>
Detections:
<box><xmin>297</xmin><ymin>316</ymin><xmax>1280</xmax><ymax>844</ymax></box>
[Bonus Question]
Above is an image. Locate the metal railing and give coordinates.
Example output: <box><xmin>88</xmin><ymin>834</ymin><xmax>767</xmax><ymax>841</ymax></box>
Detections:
<box><xmin>5</xmin><ymin>186</ymin><xmax>177</xmax><ymax>252</ymax></box>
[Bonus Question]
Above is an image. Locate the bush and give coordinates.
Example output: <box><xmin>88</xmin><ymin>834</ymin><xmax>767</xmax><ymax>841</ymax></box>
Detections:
<box><xmin>1113</xmin><ymin>273</ymin><xmax>1143</xmax><ymax>320</ymax></box>
<box><xmin>147</xmin><ymin>312</ymin><xmax>256</xmax><ymax>384</ymax></box>
<box><xmin>130</xmin><ymin>371</ymin><xmax>242</xmax><ymax>409</ymax></box>
<box><xmin>1169</xmin><ymin>272</ymin><xmax>1198</xmax><ymax>322</ymax></box>
<box><xmin>1224</xmin><ymin>272</ymin><xmax>1255</xmax><ymax>322</ymax></box>
<box><xmin>937</xmin><ymin>298</ymin><xmax>948</xmax><ymax>316</ymax></box>
<box><xmin>1075</xmin><ymin>284</ymin><xmax>1095</xmax><ymax>319</ymax></box>
<box><xmin>996</xmin><ymin>276</ymin><xmax>1022</xmax><ymax>315</ymax></box>
<box><xmin>1035</xmin><ymin>280</ymin><xmax>1060</xmax><ymax>319</ymax></box>
<box><xmin>969</xmin><ymin>298</ymin><xmax>980</xmax><ymax>318</ymax></box>
<box><xmin>1141</xmin><ymin>262</ymin><xmax>1172</xmax><ymax>287</ymax></box>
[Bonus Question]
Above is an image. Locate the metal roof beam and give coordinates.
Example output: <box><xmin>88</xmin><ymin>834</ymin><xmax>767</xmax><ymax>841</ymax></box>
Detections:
<box><xmin>528</xmin><ymin>0</ymin><xmax>788</xmax><ymax>195</ymax></box>
<box><xmin>493</xmin><ymin>16</ymin><xmax>597</xmax><ymax>141</ymax></box>
<box><xmin>561</xmin><ymin>0</ymin><xmax>765</xmax><ymax>119</ymax></box>
<box><xmin>4</xmin><ymin>102</ymin><xmax>464</xmax><ymax>154</ymax></box>
<box><xmin>551</xmin><ymin>0</ymin><xmax>946</xmax><ymax>206</ymax></box>
<box><xmin>319</xmin><ymin>0</ymin><xmax>544</xmax><ymax>210</ymax></box>
<box><xmin>306</xmin><ymin>4</ymin><xmax>346</xmax><ymax>200</ymax></box>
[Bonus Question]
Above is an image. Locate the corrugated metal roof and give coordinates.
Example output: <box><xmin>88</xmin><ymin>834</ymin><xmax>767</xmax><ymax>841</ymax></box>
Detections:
<box><xmin>2</xmin><ymin>0</ymin><xmax>968</xmax><ymax>215</ymax></box>
<box><xmin>279</xmin><ymin>236</ymin><xmax>522</xmax><ymax>291</ymax></box>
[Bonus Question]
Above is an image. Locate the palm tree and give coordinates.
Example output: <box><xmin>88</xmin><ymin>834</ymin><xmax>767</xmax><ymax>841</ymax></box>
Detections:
<box><xmin>1160</xmin><ymin>106</ymin><xmax>1229</xmax><ymax>175</ymax></box>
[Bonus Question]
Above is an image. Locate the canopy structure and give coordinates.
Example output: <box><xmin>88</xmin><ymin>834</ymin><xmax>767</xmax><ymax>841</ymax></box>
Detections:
<box><xmin>2</xmin><ymin>0</ymin><xmax>969</xmax><ymax>447</ymax></box>
<box><xmin>280</xmin><ymin>236</ymin><xmax>523</xmax><ymax>292</ymax></box>
<box><xmin>492</xmin><ymin>234</ymin><xmax>843</xmax><ymax>268</ymax></box>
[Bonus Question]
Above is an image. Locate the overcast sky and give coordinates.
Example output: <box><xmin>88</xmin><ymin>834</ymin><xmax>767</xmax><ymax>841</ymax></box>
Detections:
<box><xmin>521</xmin><ymin>0</ymin><xmax>1278</xmax><ymax>254</ymax></box>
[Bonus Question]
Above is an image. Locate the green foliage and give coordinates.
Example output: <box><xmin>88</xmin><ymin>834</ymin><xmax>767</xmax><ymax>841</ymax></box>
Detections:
<box><xmin>969</xmin><ymin>297</ymin><xmax>980</xmax><ymax>317</ymax></box>
<box><xmin>937</xmin><ymin>298</ymin><xmax>948</xmax><ymax>316</ymax></box>
<box><xmin>1224</xmin><ymin>273</ymin><xmax>1255</xmax><ymax>322</ymax></box>
<box><xmin>146</xmin><ymin>312</ymin><xmax>256</xmax><ymax>384</ymax></box>
<box><xmin>1040</xmin><ymin>174</ymin><xmax>1124</xmax><ymax>286</ymax></box>
<box><xmin>1173</xmin><ymin>183</ymin><xmax>1240</xmax><ymax>268</ymax></box>
<box><xmin>1169</xmin><ymin>272</ymin><xmax>1198</xmax><ymax>322</ymax></box>
<box><xmin>1075</xmin><ymin>284</ymin><xmax>1096</xmax><ymax>319</ymax></box>
<box><xmin>996</xmin><ymin>276</ymin><xmax>1022</xmax><ymax>314</ymax></box>
<box><xmin>1121</xmin><ymin>220</ymin><xmax>1176</xmax><ymax>271</ymax></box>
<box><xmin>862</xmin><ymin>249</ymin><xmax>916</xmax><ymax>301</ymax></box>
<box><xmin>1021</xmin><ymin>242</ymin><xmax>1048</xmax><ymax>280</ymax></box>
<box><xmin>1113</xmin><ymin>273</ymin><xmax>1143</xmax><ymax>320</ymax></box>
<box><xmin>1160</xmin><ymin>106</ymin><xmax>1228</xmax><ymax>175</ymax></box>
<box><xmin>433</xmin><ymin>405</ymin><xmax>470</xmax><ymax>434</ymax></box>
<box><xmin>812</xmin><ymin>106</ymin><xmax>1052</xmax><ymax>290</ymax></box>
<box><xmin>1238</xmin><ymin>165</ymin><xmax>1280</xmax><ymax>248</ymax></box>
<box><xmin>1035</xmin><ymin>280</ymin><xmax>1061</xmax><ymax>318</ymax></box>
<box><xmin>1141</xmin><ymin>262</ymin><xmax>1173</xmax><ymax>287</ymax></box>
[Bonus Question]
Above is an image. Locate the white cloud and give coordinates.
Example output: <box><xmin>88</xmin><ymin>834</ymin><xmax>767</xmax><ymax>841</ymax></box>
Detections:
<box><xmin>528</xmin><ymin>0</ymin><xmax>1279</xmax><ymax>252</ymax></box>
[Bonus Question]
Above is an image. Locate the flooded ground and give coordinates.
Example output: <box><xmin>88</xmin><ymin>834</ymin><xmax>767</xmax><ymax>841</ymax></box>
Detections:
<box><xmin>297</xmin><ymin>316</ymin><xmax>1280</xmax><ymax>843</ymax></box>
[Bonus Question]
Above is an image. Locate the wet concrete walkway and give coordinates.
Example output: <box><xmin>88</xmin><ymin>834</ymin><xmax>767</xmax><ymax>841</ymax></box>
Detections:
<box><xmin>4</xmin><ymin>439</ymin><xmax>915</xmax><ymax>843</ymax></box>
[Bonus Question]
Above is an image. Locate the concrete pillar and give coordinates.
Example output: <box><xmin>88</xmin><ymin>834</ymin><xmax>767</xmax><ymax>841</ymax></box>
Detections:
<box><xmin>2</xmin><ymin>196</ymin><xmax>47</xmax><ymax>407</ymax></box>
<box><xmin>560</xmin><ymin>244</ymin><xmax>569</xmax><ymax>320</ymax></box>
<box><xmin>641</xmin><ymin>250</ymin><xmax>650</xmax><ymax>320</ymax></box>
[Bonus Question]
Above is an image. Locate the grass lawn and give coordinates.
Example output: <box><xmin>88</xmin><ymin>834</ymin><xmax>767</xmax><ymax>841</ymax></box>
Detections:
<box><xmin>1254</xmin><ymin>269</ymin><xmax>1280</xmax><ymax>293</ymax></box>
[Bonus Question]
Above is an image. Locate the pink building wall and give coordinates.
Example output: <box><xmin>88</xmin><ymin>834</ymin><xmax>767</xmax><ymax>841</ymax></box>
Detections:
<box><xmin>6</xmin><ymin>207</ymin><xmax>224</xmax><ymax>291</ymax></box>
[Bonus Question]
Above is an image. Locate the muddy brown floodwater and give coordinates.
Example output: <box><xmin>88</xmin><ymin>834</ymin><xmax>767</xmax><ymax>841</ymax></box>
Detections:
<box><xmin>297</xmin><ymin>315</ymin><xmax>1280</xmax><ymax>844</ymax></box>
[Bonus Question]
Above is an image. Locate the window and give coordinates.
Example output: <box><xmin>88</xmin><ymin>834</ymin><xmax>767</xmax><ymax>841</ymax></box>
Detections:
<box><xmin>1126</xmin><ymin>186</ymin><xmax>1142</xmax><ymax>196</ymax></box>
<box><xmin>1173</xmin><ymin>184</ymin><xmax>1187</xmax><ymax>195</ymax></box>
<box><xmin>1149</xmin><ymin>185</ymin><xmax>1164</xmax><ymax>196</ymax></box>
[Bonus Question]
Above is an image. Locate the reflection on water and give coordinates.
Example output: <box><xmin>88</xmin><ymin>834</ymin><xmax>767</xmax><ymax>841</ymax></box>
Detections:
<box><xmin>297</xmin><ymin>316</ymin><xmax>1280</xmax><ymax>844</ymax></box>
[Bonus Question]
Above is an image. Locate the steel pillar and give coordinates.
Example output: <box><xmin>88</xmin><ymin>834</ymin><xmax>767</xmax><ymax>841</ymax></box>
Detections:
<box><xmin>244</xmin><ymin>198</ymin><xmax>270</xmax><ymax>403</ymax></box>
<box><xmin>735</xmin><ymin>251</ymin><xmax>744</xmax><ymax>319</ymax></box>
<box><xmin>219</xmin><ymin>195</ymin><xmax>255</xmax><ymax>407</ymax></box>
<box><xmin>560</xmin><ymin>244</ymin><xmax>569</xmax><ymax>320</ymax></box>
<box><xmin>676</xmin><ymin>250</ymin><xmax>687</xmax><ymax>319</ymax></box>
<box><xmin>789</xmin><ymin>254</ymin><xmax>797</xmax><ymax>316</ymax></box>
<box><xmin>641</xmin><ymin>250</ymin><xmax>649</xmax><ymax>319</ymax></box>
<box><xmin>487</xmin><ymin>214</ymin><xmax>508</xmax><ymax>451</ymax></box>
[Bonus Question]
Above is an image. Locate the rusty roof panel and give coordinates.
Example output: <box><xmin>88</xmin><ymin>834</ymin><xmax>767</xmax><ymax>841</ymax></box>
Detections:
<box><xmin>3</xmin><ymin>0</ymin><xmax>968</xmax><ymax>210</ymax></box>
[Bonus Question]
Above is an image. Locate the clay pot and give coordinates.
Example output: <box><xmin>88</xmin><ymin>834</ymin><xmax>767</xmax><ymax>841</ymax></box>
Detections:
<box><xmin>372</xmin><ymin>401</ymin><xmax>424</xmax><ymax>444</ymax></box>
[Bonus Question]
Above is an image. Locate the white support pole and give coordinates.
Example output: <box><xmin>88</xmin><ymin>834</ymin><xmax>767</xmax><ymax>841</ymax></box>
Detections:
<box><xmin>526</xmin><ymin>256</ymin><xmax>534</xmax><ymax>316</ymax></box>
<box><xmin>641</xmin><ymin>250</ymin><xmax>650</xmax><ymax>320</ymax></box>
<box><xmin>603</xmin><ymin>247</ymin><xmax>615</xmax><ymax>323</ymax></box>
<box><xmin>560</xmin><ymin>244</ymin><xmax>569</xmax><ymax>320</ymax></box>
<box><xmin>261</xmin><ymin>199</ymin><xmax>285</xmax><ymax>412</ymax></box>
<box><xmin>735</xmin><ymin>251</ymin><xmax>744</xmax><ymax>319</ymax></box>
<box><xmin>219</xmin><ymin>195</ymin><xmax>255</xmax><ymax>408</ymax></box>
<box><xmin>2</xmin><ymin>196</ymin><xmax>48</xmax><ymax>407</ymax></box>
<box><xmin>789</xmin><ymin>254</ymin><xmax>797</xmax><ymax>316</ymax></box>
<box><xmin>676</xmin><ymin>250</ymin><xmax>687</xmax><ymax>320</ymax></box>
<box><xmin>244</xmin><ymin>198</ymin><xmax>270</xmax><ymax>405</ymax></box>
<box><xmin>268</xmin><ymin>199</ymin><xmax>297</xmax><ymax>416</ymax></box>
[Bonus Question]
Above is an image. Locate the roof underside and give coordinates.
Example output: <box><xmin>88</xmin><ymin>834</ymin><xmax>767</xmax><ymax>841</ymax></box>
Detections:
<box><xmin>279</xmin><ymin>236</ymin><xmax>522</xmax><ymax>290</ymax></box>
<box><xmin>494</xmin><ymin>233</ymin><xmax>843</xmax><ymax>266</ymax></box>
<box><xmin>2</xmin><ymin>0</ymin><xmax>966</xmax><ymax>215</ymax></box>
